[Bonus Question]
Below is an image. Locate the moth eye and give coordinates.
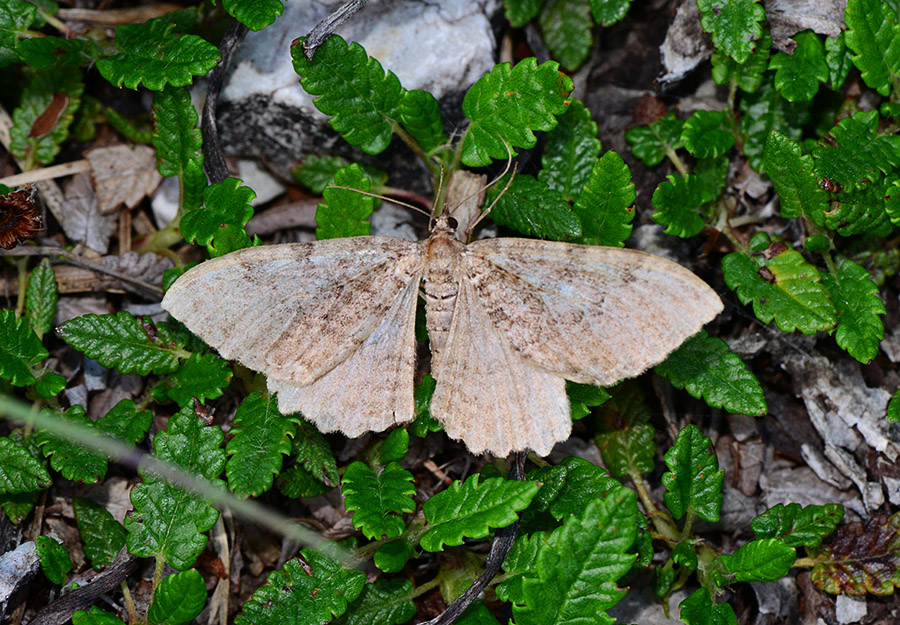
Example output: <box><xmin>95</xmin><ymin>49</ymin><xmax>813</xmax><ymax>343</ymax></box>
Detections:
<box><xmin>447</xmin><ymin>216</ymin><xmax>458</xmax><ymax>229</ymax></box>
<box><xmin>429</xmin><ymin>218</ymin><xmax>437</xmax><ymax>229</ymax></box>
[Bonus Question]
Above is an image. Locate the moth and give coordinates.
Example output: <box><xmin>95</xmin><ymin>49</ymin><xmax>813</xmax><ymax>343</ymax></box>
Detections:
<box><xmin>162</xmin><ymin>214</ymin><xmax>722</xmax><ymax>456</ymax></box>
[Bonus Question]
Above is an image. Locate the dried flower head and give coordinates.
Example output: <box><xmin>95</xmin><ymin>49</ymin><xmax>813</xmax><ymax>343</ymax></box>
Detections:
<box><xmin>0</xmin><ymin>185</ymin><xmax>42</xmax><ymax>249</ymax></box>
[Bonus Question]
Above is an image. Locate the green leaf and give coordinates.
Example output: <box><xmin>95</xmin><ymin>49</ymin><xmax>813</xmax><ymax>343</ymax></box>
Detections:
<box><xmin>9</xmin><ymin>68</ymin><xmax>84</xmax><ymax>167</ymax></box>
<box><xmin>625</xmin><ymin>112</ymin><xmax>683</xmax><ymax>167</ymax></box>
<box><xmin>342</xmin><ymin>462</ymin><xmax>415</xmax><ymax>540</ymax></box>
<box><xmin>769</xmin><ymin>30</ymin><xmax>829</xmax><ymax>101</ymax></box>
<box><xmin>590</xmin><ymin>0</ymin><xmax>632</xmax><ymax>26</ymax></box>
<box><xmin>572</xmin><ymin>150</ymin><xmax>635</xmax><ymax>247</ymax></box>
<box><xmin>373</xmin><ymin>540</ymin><xmax>415</xmax><ymax>573</ymax></box>
<box><xmin>59</xmin><ymin>312</ymin><xmax>184</xmax><ymax>375</ymax></box>
<box><xmin>159</xmin><ymin>352</ymin><xmax>232</xmax><ymax>406</ymax></box>
<box><xmin>277</xmin><ymin>464</ymin><xmax>331</xmax><ymax>499</ymax></box>
<box><xmin>751</xmin><ymin>503</ymin><xmax>843</xmax><ymax>548</ymax></box>
<box><xmin>72</xmin><ymin>607</ymin><xmax>126</xmax><ymax>625</ymax></box>
<box><xmin>822</xmin><ymin>176</ymin><xmax>893</xmax><ymax>236</ymax></box>
<box><xmin>0</xmin><ymin>0</ymin><xmax>37</xmax><ymax>67</ymax></box>
<box><xmin>661</xmin><ymin>424</ymin><xmax>724</xmax><ymax>522</ymax></box>
<box><xmin>678</xmin><ymin>588</ymin><xmax>737</xmax><ymax>625</ymax></box>
<box><xmin>336</xmin><ymin>577</ymin><xmax>416</xmax><ymax>625</ymax></box>
<box><xmin>844</xmin><ymin>0</ymin><xmax>900</xmax><ymax>96</ymax></box>
<box><xmin>739</xmin><ymin>81</ymin><xmax>811</xmax><ymax>171</ymax></box>
<box><xmin>226</xmin><ymin>392</ymin><xmax>296</xmax><ymax>498</ymax></box>
<box><xmin>0</xmin><ymin>308</ymin><xmax>46</xmax><ymax>386</ymax></box>
<box><xmin>293</xmin><ymin>155</ymin><xmax>387</xmax><ymax>195</ymax></box>
<box><xmin>400</xmin><ymin>89</ymin><xmax>447</xmax><ymax>156</ymax></box>
<box><xmin>456</xmin><ymin>602</ymin><xmax>499</xmax><ymax>625</ymax></box>
<box><xmin>292</xmin><ymin>34</ymin><xmax>405</xmax><ymax>154</ymax></box>
<box><xmin>681</xmin><ymin>110</ymin><xmax>735</xmax><ymax>159</ymax></box>
<box><xmin>148</xmin><ymin>569</ymin><xmax>207</xmax><ymax>625</ymax></box>
<box><xmin>96</xmin><ymin>18</ymin><xmax>220</xmax><ymax>90</ymax></box>
<box><xmin>595</xmin><ymin>421</ymin><xmax>655</xmax><ymax>479</ymax></box>
<box><xmin>73</xmin><ymin>497</ymin><xmax>126</xmax><ymax>568</ymax></box>
<box><xmin>181</xmin><ymin>178</ymin><xmax>255</xmax><ymax>257</ymax></box>
<box><xmin>540</xmin><ymin>99</ymin><xmax>602</xmax><ymax>201</ymax></box>
<box><xmin>524</xmin><ymin>456</ymin><xmax>621</xmax><ymax>522</ymax></box>
<box><xmin>125</xmin><ymin>407</ymin><xmax>225</xmax><ymax>570</ymax></box>
<box><xmin>34</xmin><ymin>370</ymin><xmax>65</xmax><ymax>398</ymax></box>
<box><xmin>96</xmin><ymin>399</ymin><xmax>152</xmax><ymax>445</ymax></box>
<box><xmin>567</xmin><ymin>381</ymin><xmax>610</xmax><ymax>420</ymax></box>
<box><xmin>696</xmin><ymin>0</ymin><xmax>766</xmax><ymax>64</ymax></box>
<box><xmin>889</xmin><ymin>388</ymin><xmax>900</xmax><ymax>423</ymax></box>
<box><xmin>504</xmin><ymin>0</ymin><xmax>542</xmax><ymax>27</ymax></box>
<box><xmin>316</xmin><ymin>164</ymin><xmax>375</xmax><ymax>240</ymax></box>
<box><xmin>539</xmin><ymin>0</ymin><xmax>592</xmax><ymax>71</ymax></box>
<box><xmin>420</xmin><ymin>475</ymin><xmax>539</xmax><ymax>552</ymax></box>
<box><xmin>711</xmin><ymin>32</ymin><xmax>771</xmax><ymax>93</ymax></box>
<box><xmin>25</xmin><ymin>258</ymin><xmax>57</xmax><ymax>338</ymax></box>
<box><xmin>483</xmin><ymin>174</ymin><xmax>582</xmax><ymax>240</ymax></box>
<box><xmin>236</xmin><ymin>549</ymin><xmax>365</xmax><ymax>625</ymax></box>
<box><xmin>721</xmin><ymin>249</ymin><xmax>838</xmax><ymax>334</ymax></box>
<box><xmin>720</xmin><ymin>538</ymin><xmax>796</xmax><ymax>582</ymax></box>
<box><xmin>37</xmin><ymin>406</ymin><xmax>108</xmax><ymax>484</ymax></box>
<box><xmin>650</xmin><ymin>173</ymin><xmax>711</xmax><ymax>238</ymax></box>
<box><xmin>763</xmin><ymin>131</ymin><xmax>828</xmax><ymax>225</ymax></box>
<box><xmin>221</xmin><ymin>0</ymin><xmax>283</xmax><ymax>31</ymax></box>
<box><xmin>825</xmin><ymin>32</ymin><xmax>853</xmax><ymax>90</ymax></box>
<box><xmin>495</xmin><ymin>531</ymin><xmax>544</xmax><ymax>603</ymax></box>
<box><xmin>410</xmin><ymin>374</ymin><xmax>442</xmax><ymax>437</ymax></box>
<box><xmin>152</xmin><ymin>86</ymin><xmax>206</xmax><ymax>212</ymax></box>
<box><xmin>461</xmin><ymin>57</ymin><xmax>572</xmax><ymax>167</ymax></box>
<box><xmin>16</xmin><ymin>36</ymin><xmax>93</xmax><ymax>70</ymax></box>
<box><xmin>35</xmin><ymin>535</ymin><xmax>72</xmax><ymax>585</ymax></box>
<box><xmin>812</xmin><ymin>111</ymin><xmax>900</xmax><ymax>191</ymax></box>
<box><xmin>290</xmin><ymin>417</ymin><xmax>340</xmax><ymax>488</ymax></box>
<box><xmin>655</xmin><ymin>330</ymin><xmax>767</xmax><ymax>416</ymax></box>
<box><xmin>512</xmin><ymin>487</ymin><xmax>638</xmax><ymax>625</ymax></box>
<box><xmin>821</xmin><ymin>260</ymin><xmax>885</xmax><ymax>363</ymax></box>
<box><xmin>376</xmin><ymin>428</ymin><xmax>409</xmax><ymax>465</ymax></box>
<box><xmin>0</xmin><ymin>436</ymin><xmax>50</xmax><ymax>495</ymax></box>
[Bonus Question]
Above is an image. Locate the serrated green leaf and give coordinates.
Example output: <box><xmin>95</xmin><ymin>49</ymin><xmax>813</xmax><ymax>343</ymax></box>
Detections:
<box><xmin>751</xmin><ymin>503</ymin><xmax>843</xmax><ymax>548</ymax></box>
<box><xmin>825</xmin><ymin>32</ymin><xmax>852</xmax><ymax>90</ymax></box>
<box><xmin>292</xmin><ymin>155</ymin><xmax>387</xmax><ymax>195</ymax></box>
<box><xmin>316</xmin><ymin>164</ymin><xmax>375</xmax><ymax>240</ymax></box>
<box><xmin>277</xmin><ymin>464</ymin><xmax>331</xmax><ymax>499</ymax></box>
<box><xmin>290</xmin><ymin>417</ymin><xmax>340</xmax><ymax>488</ymax></box>
<box><xmin>400</xmin><ymin>89</ymin><xmax>447</xmax><ymax>155</ymax></box>
<box><xmin>889</xmin><ymin>388</ymin><xmax>900</xmax><ymax>423</ymax></box>
<box><xmin>721</xmin><ymin>250</ymin><xmax>837</xmax><ymax>334</ymax></box>
<box><xmin>845</xmin><ymin>0</ymin><xmax>900</xmax><ymax>96</ymax></box>
<box><xmin>711</xmin><ymin>32</ymin><xmax>770</xmax><ymax>93</ymax></box>
<box><xmin>25</xmin><ymin>259</ymin><xmax>57</xmax><ymax>338</ymax></box>
<box><xmin>461</xmin><ymin>57</ymin><xmax>572</xmax><ymax>167</ymax></box>
<box><xmin>148</xmin><ymin>569</ymin><xmax>207</xmax><ymax>625</ymax></box>
<box><xmin>336</xmin><ymin>577</ymin><xmax>416</xmax><ymax>625</ymax></box>
<box><xmin>160</xmin><ymin>352</ymin><xmax>232</xmax><ymax>406</ymax></box>
<box><xmin>720</xmin><ymin>538</ymin><xmax>796</xmax><ymax>582</ymax></box>
<box><xmin>373</xmin><ymin>540</ymin><xmax>415</xmax><ymax>573</ymax></box>
<box><xmin>763</xmin><ymin>131</ymin><xmax>828</xmax><ymax>225</ymax></box>
<box><xmin>420</xmin><ymin>475</ymin><xmax>538</xmax><ymax>552</ymax></box>
<box><xmin>678</xmin><ymin>588</ymin><xmax>737</xmax><ymax>625</ymax></box>
<box><xmin>661</xmin><ymin>424</ymin><xmax>724</xmax><ymax>522</ymax></box>
<box><xmin>222</xmin><ymin>0</ymin><xmax>283</xmax><ymax>31</ymax></box>
<box><xmin>524</xmin><ymin>456</ymin><xmax>621</xmax><ymax>523</ymax></box>
<box><xmin>0</xmin><ymin>490</ymin><xmax>38</xmax><ymax>524</ymax></box>
<box><xmin>0</xmin><ymin>0</ymin><xmax>37</xmax><ymax>67</ymax></box>
<box><xmin>181</xmin><ymin>177</ymin><xmax>255</xmax><ymax>257</ymax></box>
<box><xmin>0</xmin><ymin>308</ymin><xmax>46</xmax><ymax>386</ymax></box>
<box><xmin>495</xmin><ymin>531</ymin><xmax>545</xmax><ymax>603</ymax></box>
<box><xmin>504</xmin><ymin>0</ymin><xmax>542</xmax><ymax>27</ymax></box>
<box><xmin>572</xmin><ymin>150</ymin><xmax>634</xmax><ymax>247</ymax></box>
<box><xmin>34</xmin><ymin>370</ymin><xmax>65</xmax><ymax>398</ymax></box>
<box><xmin>697</xmin><ymin>0</ymin><xmax>765</xmax><ymax>64</ymax></box>
<box><xmin>35</xmin><ymin>535</ymin><xmax>72</xmax><ymax>585</ymax></box>
<box><xmin>226</xmin><ymin>392</ymin><xmax>296</xmax><ymax>498</ymax></box>
<box><xmin>97</xmin><ymin>18</ymin><xmax>220</xmax><ymax>90</ymax></box>
<box><xmin>73</xmin><ymin>497</ymin><xmax>126</xmax><ymax>568</ymax></box>
<box><xmin>823</xmin><ymin>177</ymin><xmax>893</xmax><ymax>236</ymax></box>
<box><xmin>292</xmin><ymin>35</ymin><xmax>404</xmax><ymax>154</ymax></box>
<box><xmin>739</xmin><ymin>81</ymin><xmax>811</xmax><ymax>171</ymax></box>
<box><xmin>595</xmin><ymin>423</ymin><xmax>655</xmax><ymax>479</ymax></box>
<box><xmin>512</xmin><ymin>487</ymin><xmax>638</xmax><ymax>625</ymax></box>
<box><xmin>410</xmin><ymin>374</ymin><xmax>442</xmax><ymax>437</ymax></box>
<box><xmin>769</xmin><ymin>30</ymin><xmax>829</xmax><ymax>102</ymax></box>
<box><xmin>655</xmin><ymin>330</ymin><xmax>767</xmax><ymax>416</ymax></box>
<box><xmin>812</xmin><ymin>111</ymin><xmax>900</xmax><ymax>191</ymax></box>
<box><xmin>0</xmin><ymin>436</ymin><xmax>51</xmax><ymax>495</ymax></box>
<box><xmin>152</xmin><ymin>86</ymin><xmax>205</xmax><ymax>212</ymax></box>
<box><xmin>377</xmin><ymin>428</ymin><xmax>409</xmax><ymax>465</ymax></box>
<box><xmin>37</xmin><ymin>406</ymin><xmax>107</xmax><ymax>484</ymax></box>
<box><xmin>590</xmin><ymin>0</ymin><xmax>631</xmax><ymax>26</ymax></box>
<box><xmin>625</xmin><ymin>112</ymin><xmax>684</xmax><ymax>167</ymax></box>
<box><xmin>539</xmin><ymin>0</ymin><xmax>592</xmax><ymax>71</ymax></box>
<box><xmin>821</xmin><ymin>260</ymin><xmax>885</xmax><ymax>363</ymax></box>
<box><xmin>125</xmin><ymin>407</ymin><xmax>224</xmax><ymax>570</ymax></box>
<box><xmin>59</xmin><ymin>312</ymin><xmax>184</xmax><ymax>375</ymax></box>
<box><xmin>72</xmin><ymin>607</ymin><xmax>126</xmax><ymax>625</ymax></box>
<box><xmin>96</xmin><ymin>399</ymin><xmax>152</xmax><ymax>445</ymax></box>
<box><xmin>681</xmin><ymin>110</ymin><xmax>735</xmax><ymax>159</ymax></box>
<box><xmin>9</xmin><ymin>68</ymin><xmax>84</xmax><ymax>167</ymax></box>
<box><xmin>567</xmin><ymin>381</ymin><xmax>610</xmax><ymax>419</ymax></box>
<box><xmin>236</xmin><ymin>549</ymin><xmax>365</xmax><ymax>625</ymax></box>
<box><xmin>540</xmin><ymin>99</ymin><xmax>602</xmax><ymax>201</ymax></box>
<box><xmin>650</xmin><ymin>173</ymin><xmax>710</xmax><ymax>238</ymax></box>
<box><xmin>16</xmin><ymin>36</ymin><xmax>93</xmax><ymax>70</ymax></box>
<box><xmin>484</xmin><ymin>173</ymin><xmax>582</xmax><ymax>240</ymax></box>
<box><xmin>342</xmin><ymin>462</ymin><xmax>415</xmax><ymax>540</ymax></box>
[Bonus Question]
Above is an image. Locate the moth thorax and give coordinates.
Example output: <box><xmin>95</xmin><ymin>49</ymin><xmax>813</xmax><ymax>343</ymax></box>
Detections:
<box><xmin>422</xmin><ymin>232</ymin><xmax>464</xmax><ymax>368</ymax></box>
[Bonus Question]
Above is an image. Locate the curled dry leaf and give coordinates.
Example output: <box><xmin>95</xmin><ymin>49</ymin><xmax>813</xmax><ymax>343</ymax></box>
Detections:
<box><xmin>96</xmin><ymin>251</ymin><xmax>173</xmax><ymax>294</ymax></box>
<box><xmin>0</xmin><ymin>185</ymin><xmax>42</xmax><ymax>249</ymax></box>
<box><xmin>62</xmin><ymin>172</ymin><xmax>116</xmax><ymax>254</ymax></box>
<box><xmin>85</xmin><ymin>144</ymin><xmax>163</xmax><ymax>213</ymax></box>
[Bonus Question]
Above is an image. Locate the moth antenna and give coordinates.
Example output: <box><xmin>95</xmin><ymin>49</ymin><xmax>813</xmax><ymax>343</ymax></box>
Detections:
<box><xmin>464</xmin><ymin>140</ymin><xmax>517</xmax><ymax>238</ymax></box>
<box><xmin>324</xmin><ymin>185</ymin><xmax>432</xmax><ymax>218</ymax></box>
<box><xmin>432</xmin><ymin>164</ymin><xmax>446</xmax><ymax>218</ymax></box>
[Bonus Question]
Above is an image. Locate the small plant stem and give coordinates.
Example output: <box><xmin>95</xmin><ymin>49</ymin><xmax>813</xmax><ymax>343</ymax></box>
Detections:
<box><xmin>630</xmin><ymin>470</ymin><xmax>680</xmax><ymax>543</ymax></box>
<box><xmin>727</xmin><ymin>77</ymin><xmax>738</xmax><ymax>113</ymax></box>
<box><xmin>407</xmin><ymin>573</ymin><xmax>444</xmax><ymax>599</ymax></box>
<box><xmin>680</xmin><ymin>507</ymin><xmax>696</xmax><ymax>540</ymax></box>
<box><xmin>665</xmin><ymin>147</ymin><xmax>689</xmax><ymax>177</ymax></box>
<box><xmin>393</xmin><ymin>124</ymin><xmax>436</xmax><ymax>176</ymax></box>
<box><xmin>120</xmin><ymin>580</ymin><xmax>138</xmax><ymax>624</ymax></box>
<box><xmin>152</xmin><ymin>555</ymin><xmax>166</xmax><ymax>593</ymax></box>
<box><xmin>38</xmin><ymin>8</ymin><xmax>73</xmax><ymax>35</ymax></box>
<box><xmin>792</xmin><ymin>556</ymin><xmax>816</xmax><ymax>568</ymax></box>
<box><xmin>822</xmin><ymin>249</ymin><xmax>838</xmax><ymax>275</ymax></box>
<box><xmin>134</xmin><ymin>223</ymin><xmax>183</xmax><ymax>256</ymax></box>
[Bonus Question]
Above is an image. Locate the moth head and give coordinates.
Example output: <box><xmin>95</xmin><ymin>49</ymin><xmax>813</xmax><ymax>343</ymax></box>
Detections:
<box><xmin>429</xmin><ymin>215</ymin><xmax>459</xmax><ymax>234</ymax></box>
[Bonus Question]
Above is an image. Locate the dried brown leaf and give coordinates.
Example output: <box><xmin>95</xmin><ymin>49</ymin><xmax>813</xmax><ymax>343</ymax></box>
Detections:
<box><xmin>85</xmin><ymin>144</ymin><xmax>162</xmax><ymax>213</ymax></box>
<box><xmin>61</xmin><ymin>172</ymin><xmax>116</xmax><ymax>253</ymax></box>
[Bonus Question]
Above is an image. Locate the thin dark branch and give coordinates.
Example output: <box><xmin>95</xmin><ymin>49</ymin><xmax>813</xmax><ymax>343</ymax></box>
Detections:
<box><xmin>421</xmin><ymin>451</ymin><xmax>527</xmax><ymax>625</ymax></box>
<box><xmin>302</xmin><ymin>0</ymin><xmax>368</xmax><ymax>60</ymax></box>
<box><xmin>203</xmin><ymin>20</ymin><xmax>249</xmax><ymax>184</ymax></box>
